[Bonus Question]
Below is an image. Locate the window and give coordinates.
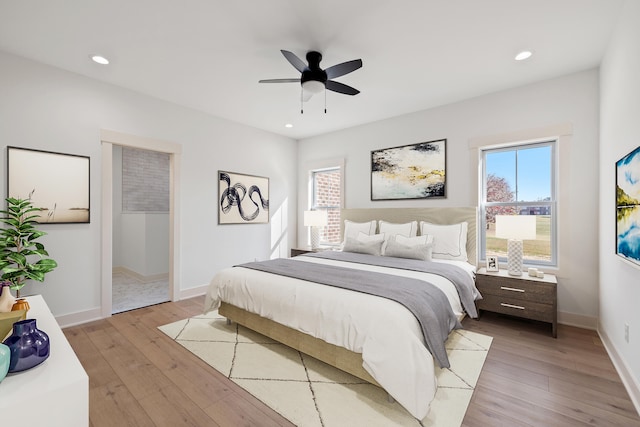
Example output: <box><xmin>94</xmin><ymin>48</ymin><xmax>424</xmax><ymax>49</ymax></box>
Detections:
<box><xmin>311</xmin><ymin>167</ymin><xmax>342</xmax><ymax>245</ymax></box>
<box><xmin>480</xmin><ymin>140</ymin><xmax>557</xmax><ymax>267</ymax></box>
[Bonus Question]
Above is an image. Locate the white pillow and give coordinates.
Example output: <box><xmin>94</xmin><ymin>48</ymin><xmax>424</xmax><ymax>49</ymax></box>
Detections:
<box><xmin>419</xmin><ymin>221</ymin><xmax>468</xmax><ymax>261</ymax></box>
<box><xmin>342</xmin><ymin>232</ymin><xmax>385</xmax><ymax>256</ymax></box>
<box><xmin>383</xmin><ymin>234</ymin><xmax>433</xmax><ymax>261</ymax></box>
<box><xmin>378</xmin><ymin>220</ymin><xmax>418</xmax><ymax>238</ymax></box>
<box><xmin>342</xmin><ymin>220</ymin><xmax>377</xmax><ymax>243</ymax></box>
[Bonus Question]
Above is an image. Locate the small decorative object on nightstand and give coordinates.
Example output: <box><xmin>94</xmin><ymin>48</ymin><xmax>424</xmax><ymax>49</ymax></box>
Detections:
<box><xmin>486</xmin><ymin>255</ymin><xmax>499</xmax><ymax>272</ymax></box>
<box><xmin>476</xmin><ymin>267</ymin><xmax>557</xmax><ymax>337</ymax></box>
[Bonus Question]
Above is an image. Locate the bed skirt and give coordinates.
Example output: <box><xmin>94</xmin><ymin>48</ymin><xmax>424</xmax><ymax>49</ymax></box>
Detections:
<box><xmin>219</xmin><ymin>301</ymin><xmax>381</xmax><ymax>387</ymax></box>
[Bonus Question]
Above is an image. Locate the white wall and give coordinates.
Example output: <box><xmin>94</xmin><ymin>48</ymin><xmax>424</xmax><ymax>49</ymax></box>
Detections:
<box><xmin>0</xmin><ymin>51</ymin><xmax>297</xmax><ymax>320</ymax></box>
<box><xmin>143</xmin><ymin>214</ymin><xmax>170</xmax><ymax>276</ymax></box>
<box><xmin>298</xmin><ymin>69</ymin><xmax>601</xmax><ymax>326</ymax></box>
<box><xmin>599</xmin><ymin>0</ymin><xmax>640</xmax><ymax>409</ymax></box>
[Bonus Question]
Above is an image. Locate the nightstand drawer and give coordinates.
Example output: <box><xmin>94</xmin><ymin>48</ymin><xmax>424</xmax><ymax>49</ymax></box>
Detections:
<box><xmin>477</xmin><ymin>294</ymin><xmax>555</xmax><ymax>323</ymax></box>
<box><xmin>476</xmin><ymin>276</ymin><xmax>555</xmax><ymax>304</ymax></box>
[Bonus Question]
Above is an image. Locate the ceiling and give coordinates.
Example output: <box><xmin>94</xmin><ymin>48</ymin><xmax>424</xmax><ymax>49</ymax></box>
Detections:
<box><xmin>0</xmin><ymin>1</ymin><xmax>624</xmax><ymax>139</ymax></box>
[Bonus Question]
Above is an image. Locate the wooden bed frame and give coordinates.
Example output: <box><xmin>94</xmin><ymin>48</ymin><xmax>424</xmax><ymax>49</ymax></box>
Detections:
<box><xmin>220</xmin><ymin>207</ymin><xmax>478</xmax><ymax>387</ymax></box>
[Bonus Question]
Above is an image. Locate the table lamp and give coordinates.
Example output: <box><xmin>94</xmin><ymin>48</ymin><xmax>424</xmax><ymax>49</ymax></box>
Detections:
<box><xmin>303</xmin><ymin>210</ymin><xmax>328</xmax><ymax>249</ymax></box>
<box><xmin>495</xmin><ymin>215</ymin><xmax>537</xmax><ymax>276</ymax></box>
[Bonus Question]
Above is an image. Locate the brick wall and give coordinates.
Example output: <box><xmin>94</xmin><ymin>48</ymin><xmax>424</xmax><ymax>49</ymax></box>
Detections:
<box><xmin>313</xmin><ymin>169</ymin><xmax>341</xmax><ymax>244</ymax></box>
<box><xmin>122</xmin><ymin>147</ymin><xmax>170</xmax><ymax>212</ymax></box>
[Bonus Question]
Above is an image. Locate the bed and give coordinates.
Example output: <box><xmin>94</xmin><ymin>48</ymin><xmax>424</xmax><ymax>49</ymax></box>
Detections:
<box><xmin>204</xmin><ymin>207</ymin><xmax>480</xmax><ymax>419</ymax></box>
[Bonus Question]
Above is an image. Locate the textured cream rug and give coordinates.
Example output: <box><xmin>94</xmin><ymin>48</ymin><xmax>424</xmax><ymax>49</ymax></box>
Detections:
<box><xmin>159</xmin><ymin>311</ymin><xmax>492</xmax><ymax>427</ymax></box>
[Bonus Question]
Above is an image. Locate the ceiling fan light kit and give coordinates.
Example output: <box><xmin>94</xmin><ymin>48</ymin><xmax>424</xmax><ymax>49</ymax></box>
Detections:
<box><xmin>302</xmin><ymin>80</ymin><xmax>325</xmax><ymax>94</ymax></box>
<box><xmin>259</xmin><ymin>49</ymin><xmax>362</xmax><ymax>113</ymax></box>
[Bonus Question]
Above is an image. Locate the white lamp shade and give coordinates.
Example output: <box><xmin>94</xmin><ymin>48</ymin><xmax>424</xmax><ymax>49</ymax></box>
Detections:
<box><xmin>303</xmin><ymin>210</ymin><xmax>328</xmax><ymax>227</ymax></box>
<box><xmin>495</xmin><ymin>215</ymin><xmax>536</xmax><ymax>241</ymax></box>
<box><xmin>302</xmin><ymin>80</ymin><xmax>325</xmax><ymax>94</ymax></box>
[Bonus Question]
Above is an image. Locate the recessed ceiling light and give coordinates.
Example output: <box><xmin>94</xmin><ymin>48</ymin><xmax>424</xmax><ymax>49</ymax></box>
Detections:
<box><xmin>90</xmin><ymin>54</ymin><xmax>110</xmax><ymax>65</ymax></box>
<box><xmin>285</xmin><ymin>123</ymin><xmax>293</xmax><ymax>128</ymax></box>
<box><xmin>515</xmin><ymin>50</ymin><xmax>533</xmax><ymax>61</ymax></box>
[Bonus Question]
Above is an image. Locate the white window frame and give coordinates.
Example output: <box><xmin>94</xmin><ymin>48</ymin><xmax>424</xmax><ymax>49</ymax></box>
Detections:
<box><xmin>479</xmin><ymin>139</ymin><xmax>558</xmax><ymax>268</ymax></box>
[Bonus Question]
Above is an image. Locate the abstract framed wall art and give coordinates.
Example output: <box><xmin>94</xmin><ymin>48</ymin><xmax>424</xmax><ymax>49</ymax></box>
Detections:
<box><xmin>616</xmin><ymin>145</ymin><xmax>640</xmax><ymax>267</ymax></box>
<box><xmin>7</xmin><ymin>146</ymin><xmax>90</xmax><ymax>224</ymax></box>
<box><xmin>218</xmin><ymin>171</ymin><xmax>269</xmax><ymax>224</ymax></box>
<box><xmin>371</xmin><ymin>139</ymin><xmax>446</xmax><ymax>201</ymax></box>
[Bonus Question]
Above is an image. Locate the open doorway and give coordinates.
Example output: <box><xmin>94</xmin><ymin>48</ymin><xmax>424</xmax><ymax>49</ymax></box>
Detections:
<box><xmin>111</xmin><ymin>145</ymin><xmax>170</xmax><ymax>313</ymax></box>
<box><xmin>100</xmin><ymin>130</ymin><xmax>181</xmax><ymax>319</ymax></box>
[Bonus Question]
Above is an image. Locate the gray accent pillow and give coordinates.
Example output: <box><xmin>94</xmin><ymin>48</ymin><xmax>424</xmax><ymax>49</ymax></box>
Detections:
<box><xmin>383</xmin><ymin>234</ymin><xmax>433</xmax><ymax>261</ymax></box>
<box><xmin>343</xmin><ymin>233</ymin><xmax>385</xmax><ymax>256</ymax></box>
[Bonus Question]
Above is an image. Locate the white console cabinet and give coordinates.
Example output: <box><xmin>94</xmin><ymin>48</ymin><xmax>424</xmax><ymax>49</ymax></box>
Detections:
<box><xmin>0</xmin><ymin>295</ymin><xmax>89</xmax><ymax>426</ymax></box>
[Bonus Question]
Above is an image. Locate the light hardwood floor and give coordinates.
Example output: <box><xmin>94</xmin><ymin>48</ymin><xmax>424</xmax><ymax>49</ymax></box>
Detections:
<box><xmin>63</xmin><ymin>296</ymin><xmax>640</xmax><ymax>427</ymax></box>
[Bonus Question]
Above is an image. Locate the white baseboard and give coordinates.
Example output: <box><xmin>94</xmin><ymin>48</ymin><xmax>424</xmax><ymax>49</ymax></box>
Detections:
<box><xmin>56</xmin><ymin>284</ymin><xmax>208</xmax><ymax>328</ymax></box>
<box><xmin>57</xmin><ymin>307</ymin><xmax>104</xmax><ymax>329</ymax></box>
<box><xmin>558</xmin><ymin>311</ymin><xmax>598</xmax><ymax>330</ymax></box>
<box><xmin>179</xmin><ymin>284</ymin><xmax>208</xmax><ymax>300</ymax></box>
<box><xmin>598</xmin><ymin>327</ymin><xmax>640</xmax><ymax>416</ymax></box>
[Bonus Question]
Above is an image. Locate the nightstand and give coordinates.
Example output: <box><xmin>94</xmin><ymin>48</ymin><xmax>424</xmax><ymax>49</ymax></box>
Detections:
<box><xmin>290</xmin><ymin>247</ymin><xmax>333</xmax><ymax>257</ymax></box>
<box><xmin>476</xmin><ymin>268</ymin><xmax>558</xmax><ymax>338</ymax></box>
<box><xmin>290</xmin><ymin>247</ymin><xmax>313</xmax><ymax>257</ymax></box>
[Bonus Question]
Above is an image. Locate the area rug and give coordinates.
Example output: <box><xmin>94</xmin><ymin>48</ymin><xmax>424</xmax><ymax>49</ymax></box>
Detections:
<box><xmin>159</xmin><ymin>311</ymin><xmax>492</xmax><ymax>427</ymax></box>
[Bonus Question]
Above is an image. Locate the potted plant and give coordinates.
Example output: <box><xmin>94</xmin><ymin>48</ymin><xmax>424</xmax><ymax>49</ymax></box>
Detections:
<box><xmin>0</xmin><ymin>195</ymin><xmax>58</xmax><ymax>303</ymax></box>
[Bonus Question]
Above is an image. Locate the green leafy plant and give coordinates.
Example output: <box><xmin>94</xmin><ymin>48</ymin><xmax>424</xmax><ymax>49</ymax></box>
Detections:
<box><xmin>0</xmin><ymin>196</ymin><xmax>58</xmax><ymax>296</ymax></box>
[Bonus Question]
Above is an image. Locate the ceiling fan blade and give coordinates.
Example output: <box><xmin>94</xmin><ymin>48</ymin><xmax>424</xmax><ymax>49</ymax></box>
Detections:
<box><xmin>326</xmin><ymin>80</ymin><xmax>360</xmax><ymax>95</ymax></box>
<box><xmin>281</xmin><ymin>50</ymin><xmax>307</xmax><ymax>73</ymax></box>
<box><xmin>258</xmin><ymin>78</ymin><xmax>300</xmax><ymax>83</ymax></box>
<box><xmin>325</xmin><ymin>59</ymin><xmax>362</xmax><ymax>79</ymax></box>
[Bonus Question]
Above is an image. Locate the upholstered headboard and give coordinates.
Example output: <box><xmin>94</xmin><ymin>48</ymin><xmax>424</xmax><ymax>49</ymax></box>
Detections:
<box><xmin>340</xmin><ymin>207</ymin><xmax>478</xmax><ymax>266</ymax></box>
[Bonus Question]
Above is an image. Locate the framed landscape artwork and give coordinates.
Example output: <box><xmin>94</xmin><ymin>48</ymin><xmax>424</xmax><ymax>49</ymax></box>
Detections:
<box><xmin>7</xmin><ymin>146</ymin><xmax>90</xmax><ymax>224</ymax></box>
<box><xmin>218</xmin><ymin>171</ymin><xmax>269</xmax><ymax>224</ymax></box>
<box><xmin>371</xmin><ymin>139</ymin><xmax>446</xmax><ymax>200</ymax></box>
<box><xmin>616</xmin><ymin>145</ymin><xmax>640</xmax><ymax>267</ymax></box>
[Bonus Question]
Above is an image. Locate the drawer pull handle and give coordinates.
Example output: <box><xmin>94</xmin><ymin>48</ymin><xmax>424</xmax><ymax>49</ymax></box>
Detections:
<box><xmin>501</xmin><ymin>286</ymin><xmax>525</xmax><ymax>293</ymax></box>
<box><xmin>501</xmin><ymin>303</ymin><xmax>525</xmax><ymax>310</ymax></box>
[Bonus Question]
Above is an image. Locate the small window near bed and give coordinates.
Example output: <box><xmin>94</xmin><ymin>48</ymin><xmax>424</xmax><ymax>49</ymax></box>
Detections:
<box><xmin>311</xmin><ymin>167</ymin><xmax>342</xmax><ymax>245</ymax></box>
<box><xmin>480</xmin><ymin>140</ymin><xmax>557</xmax><ymax>268</ymax></box>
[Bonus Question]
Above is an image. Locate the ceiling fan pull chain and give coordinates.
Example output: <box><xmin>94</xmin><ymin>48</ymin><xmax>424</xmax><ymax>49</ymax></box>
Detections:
<box><xmin>324</xmin><ymin>89</ymin><xmax>327</xmax><ymax>114</ymax></box>
<box><xmin>301</xmin><ymin>88</ymin><xmax>304</xmax><ymax>114</ymax></box>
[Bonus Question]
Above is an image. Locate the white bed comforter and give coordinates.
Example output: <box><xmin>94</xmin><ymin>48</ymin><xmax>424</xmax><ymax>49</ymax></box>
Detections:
<box><xmin>204</xmin><ymin>255</ymin><xmax>475</xmax><ymax>419</ymax></box>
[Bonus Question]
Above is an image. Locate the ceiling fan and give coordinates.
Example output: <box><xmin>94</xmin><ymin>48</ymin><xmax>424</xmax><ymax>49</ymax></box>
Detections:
<box><xmin>259</xmin><ymin>50</ymin><xmax>363</xmax><ymax>108</ymax></box>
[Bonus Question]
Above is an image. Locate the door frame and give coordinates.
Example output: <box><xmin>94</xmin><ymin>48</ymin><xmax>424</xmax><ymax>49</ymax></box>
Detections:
<box><xmin>100</xmin><ymin>129</ymin><xmax>182</xmax><ymax>318</ymax></box>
